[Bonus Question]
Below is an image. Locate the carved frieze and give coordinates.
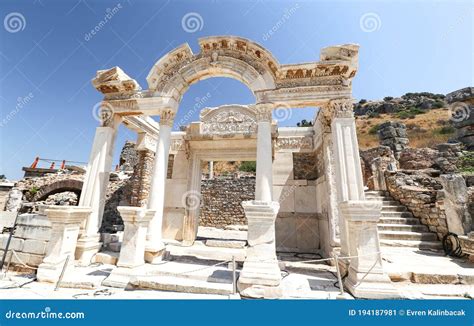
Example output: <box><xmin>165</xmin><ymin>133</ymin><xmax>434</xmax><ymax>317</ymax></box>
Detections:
<box><xmin>201</xmin><ymin>106</ymin><xmax>257</xmax><ymax>135</ymax></box>
<box><xmin>275</xmin><ymin>136</ymin><xmax>313</xmax><ymax>151</ymax></box>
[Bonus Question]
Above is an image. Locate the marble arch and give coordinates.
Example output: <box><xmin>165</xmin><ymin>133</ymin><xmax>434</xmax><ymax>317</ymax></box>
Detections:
<box><xmin>44</xmin><ymin>36</ymin><xmax>399</xmax><ymax>299</ymax></box>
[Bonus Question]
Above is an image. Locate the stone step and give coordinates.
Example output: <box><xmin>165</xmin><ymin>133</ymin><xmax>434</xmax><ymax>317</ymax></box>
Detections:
<box><xmin>129</xmin><ymin>275</ymin><xmax>234</xmax><ymax>295</ymax></box>
<box><xmin>378</xmin><ymin>224</ymin><xmax>429</xmax><ymax>232</ymax></box>
<box><xmin>381</xmin><ymin>211</ymin><xmax>414</xmax><ymax>218</ymax></box>
<box><xmin>381</xmin><ymin>200</ymin><xmax>400</xmax><ymax>206</ymax></box>
<box><xmin>380</xmin><ymin>239</ymin><xmax>443</xmax><ymax>250</ymax></box>
<box><xmin>167</xmin><ymin>241</ymin><xmax>246</xmax><ymax>263</ymax></box>
<box><xmin>365</xmin><ymin>191</ymin><xmax>389</xmax><ymax>196</ymax></box>
<box><xmin>143</xmin><ymin>261</ymin><xmax>236</xmax><ymax>283</ymax></box>
<box><xmin>366</xmin><ymin>196</ymin><xmax>394</xmax><ymax>201</ymax></box>
<box><xmin>381</xmin><ymin>205</ymin><xmax>407</xmax><ymax>212</ymax></box>
<box><xmin>205</xmin><ymin>239</ymin><xmax>246</xmax><ymax>249</ymax></box>
<box><xmin>379</xmin><ymin>217</ymin><xmax>421</xmax><ymax>225</ymax></box>
<box><xmin>379</xmin><ymin>231</ymin><xmax>438</xmax><ymax>241</ymax></box>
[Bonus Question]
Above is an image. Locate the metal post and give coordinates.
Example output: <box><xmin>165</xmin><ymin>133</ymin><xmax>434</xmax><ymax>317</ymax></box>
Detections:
<box><xmin>334</xmin><ymin>256</ymin><xmax>344</xmax><ymax>295</ymax></box>
<box><xmin>54</xmin><ymin>255</ymin><xmax>70</xmax><ymax>291</ymax></box>
<box><xmin>5</xmin><ymin>251</ymin><xmax>13</xmax><ymax>275</ymax></box>
<box><xmin>232</xmin><ymin>256</ymin><xmax>236</xmax><ymax>294</ymax></box>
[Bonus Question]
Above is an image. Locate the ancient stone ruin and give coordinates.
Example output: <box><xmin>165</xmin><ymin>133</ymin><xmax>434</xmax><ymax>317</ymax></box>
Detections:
<box><xmin>1</xmin><ymin>36</ymin><xmax>472</xmax><ymax>300</ymax></box>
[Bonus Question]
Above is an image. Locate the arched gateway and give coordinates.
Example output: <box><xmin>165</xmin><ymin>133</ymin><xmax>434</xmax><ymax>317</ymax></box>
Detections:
<box><xmin>39</xmin><ymin>36</ymin><xmax>398</xmax><ymax>298</ymax></box>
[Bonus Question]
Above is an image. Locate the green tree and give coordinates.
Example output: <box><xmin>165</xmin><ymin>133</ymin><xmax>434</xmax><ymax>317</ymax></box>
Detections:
<box><xmin>239</xmin><ymin>161</ymin><xmax>256</xmax><ymax>172</ymax></box>
<box><xmin>296</xmin><ymin>119</ymin><xmax>313</xmax><ymax>127</ymax></box>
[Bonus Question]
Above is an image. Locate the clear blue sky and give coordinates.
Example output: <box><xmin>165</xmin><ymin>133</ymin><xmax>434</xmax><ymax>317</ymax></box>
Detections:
<box><xmin>1</xmin><ymin>0</ymin><xmax>472</xmax><ymax>180</ymax></box>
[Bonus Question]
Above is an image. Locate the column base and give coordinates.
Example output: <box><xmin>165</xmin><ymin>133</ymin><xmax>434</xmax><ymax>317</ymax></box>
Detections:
<box><xmin>238</xmin><ymin>259</ymin><xmax>282</xmax><ymax>287</ymax></box>
<box><xmin>238</xmin><ymin>200</ymin><xmax>281</xmax><ymax>297</ymax></box>
<box><xmin>238</xmin><ymin>282</ymin><xmax>283</xmax><ymax>299</ymax></box>
<box><xmin>344</xmin><ymin>266</ymin><xmax>400</xmax><ymax>299</ymax></box>
<box><xmin>37</xmin><ymin>258</ymin><xmax>74</xmax><ymax>283</ymax></box>
<box><xmin>144</xmin><ymin>242</ymin><xmax>166</xmax><ymax>264</ymax></box>
<box><xmin>75</xmin><ymin>235</ymin><xmax>102</xmax><ymax>266</ymax></box>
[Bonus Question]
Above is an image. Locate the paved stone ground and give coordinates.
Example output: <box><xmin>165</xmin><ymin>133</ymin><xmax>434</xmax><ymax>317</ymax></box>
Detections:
<box><xmin>382</xmin><ymin>247</ymin><xmax>474</xmax><ymax>299</ymax></box>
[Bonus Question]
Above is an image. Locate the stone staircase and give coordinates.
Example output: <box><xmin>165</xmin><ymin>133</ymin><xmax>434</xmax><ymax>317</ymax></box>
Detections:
<box><xmin>365</xmin><ymin>191</ymin><xmax>442</xmax><ymax>250</ymax></box>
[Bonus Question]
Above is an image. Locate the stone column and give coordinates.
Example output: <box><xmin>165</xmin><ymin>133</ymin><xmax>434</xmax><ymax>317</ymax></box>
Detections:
<box><xmin>37</xmin><ymin>206</ymin><xmax>91</xmax><ymax>283</ymax></box>
<box><xmin>238</xmin><ymin>103</ymin><xmax>282</xmax><ymax>298</ymax></box>
<box><xmin>208</xmin><ymin>161</ymin><xmax>214</xmax><ymax>179</ymax></box>
<box><xmin>181</xmin><ymin>151</ymin><xmax>202</xmax><ymax>246</ymax></box>
<box><xmin>255</xmin><ymin>103</ymin><xmax>274</xmax><ymax>202</ymax></box>
<box><xmin>117</xmin><ymin>207</ymin><xmax>155</xmax><ymax>268</ymax></box>
<box><xmin>328</xmin><ymin>99</ymin><xmax>398</xmax><ymax>298</ymax></box>
<box><xmin>330</xmin><ymin>102</ymin><xmax>364</xmax><ymax>257</ymax></box>
<box><xmin>76</xmin><ymin>114</ymin><xmax>120</xmax><ymax>265</ymax></box>
<box><xmin>145</xmin><ymin>110</ymin><xmax>174</xmax><ymax>263</ymax></box>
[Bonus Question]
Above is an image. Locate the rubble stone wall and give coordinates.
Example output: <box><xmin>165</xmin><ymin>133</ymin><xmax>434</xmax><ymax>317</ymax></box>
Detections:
<box><xmin>199</xmin><ymin>176</ymin><xmax>255</xmax><ymax>228</ymax></box>
<box><xmin>385</xmin><ymin>171</ymin><xmax>448</xmax><ymax>240</ymax></box>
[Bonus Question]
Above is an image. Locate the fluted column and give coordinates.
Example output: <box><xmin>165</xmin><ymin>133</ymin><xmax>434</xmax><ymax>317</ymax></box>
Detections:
<box><xmin>145</xmin><ymin>110</ymin><xmax>174</xmax><ymax>263</ymax></box>
<box><xmin>75</xmin><ymin>112</ymin><xmax>121</xmax><ymax>265</ymax></box>
<box><xmin>255</xmin><ymin>103</ymin><xmax>274</xmax><ymax>202</ymax></box>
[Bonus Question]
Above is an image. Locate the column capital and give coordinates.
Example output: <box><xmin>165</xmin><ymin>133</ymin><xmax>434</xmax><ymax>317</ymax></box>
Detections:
<box><xmin>321</xmin><ymin>98</ymin><xmax>354</xmax><ymax>126</ymax></box>
<box><xmin>99</xmin><ymin>102</ymin><xmax>122</xmax><ymax>128</ymax></box>
<box><xmin>254</xmin><ymin>102</ymin><xmax>274</xmax><ymax>122</ymax></box>
<box><xmin>159</xmin><ymin>109</ymin><xmax>175</xmax><ymax>127</ymax></box>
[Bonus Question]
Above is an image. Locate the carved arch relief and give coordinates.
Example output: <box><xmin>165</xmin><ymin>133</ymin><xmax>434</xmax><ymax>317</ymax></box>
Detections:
<box><xmin>200</xmin><ymin>105</ymin><xmax>257</xmax><ymax>135</ymax></box>
<box><xmin>92</xmin><ymin>36</ymin><xmax>360</xmax><ymax>116</ymax></box>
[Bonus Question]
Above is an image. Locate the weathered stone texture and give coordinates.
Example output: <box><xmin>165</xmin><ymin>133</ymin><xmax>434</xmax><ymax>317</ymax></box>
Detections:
<box><xmin>446</xmin><ymin>87</ymin><xmax>474</xmax><ymax>150</ymax></box>
<box><xmin>199</xmin><ymin>176</ymin><xmax>255</xmax><ymax>228</ymax></box>
<box><xmin>386</xmin><ymin>171</ymin><xmax>447</xmax><ymax>239</ymax></box>
<box><xmin>398</xmin><ymin>147</ymin><xmax>438</xmax><ymax>170</ymax></box>
<box><xmin>378</xmin><ymin>122</ymin><xmax>409</xmax><ymax>159</ymax></box>
<box><xmin>119</xmin><ymin>141</ymin><xmax>138</xmax><ymax>172</ymax></box>
<box><xmin>359</xmin><ymin>146</ymin><xmax>397</xmax><ymax>190</ymax></box>
<box><xmin>293</xmin><ymin>152</ymin><xmax>318</xmax><ymax>180</ymax></box>
<box><xmin>130</xmin><ymin>149</ymin><xmax>154</xmax><ymax>207</ymax></box>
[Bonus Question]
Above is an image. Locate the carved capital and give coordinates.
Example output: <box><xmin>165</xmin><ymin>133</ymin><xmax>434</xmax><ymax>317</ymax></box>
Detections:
<box><xmin>320</xmin><ymin>98</ymin><xmax>354</xmax><ymax>126</ymax></box>
<box><xmin>159</xmin><ymin>110</ymin><xmax>175</xmax><ymax>127</ymax></box>
<box><xmin>255</xmin><ymin>103</ymin><xmax>274</xmax><ymax>122</ymax></box>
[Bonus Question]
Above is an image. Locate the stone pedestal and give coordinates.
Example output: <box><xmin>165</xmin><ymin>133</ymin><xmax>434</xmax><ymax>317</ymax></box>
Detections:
<box><xmin>238</xmin><ymin>201</ymin><xmax>281</xmax><ymax>298</ymax></box>
<box><xmin>340</xmin><ymin>201</ymin><xmax>399</xmax><ymax>299</ymax></box>
<box><xmin>37</xmin><ymin>206</ymin><xmax>91</xmax><ymax>283</ymax></box>
<box><xmin>117</xmin><ymin>207</ymin><xmax>155</xmax><ymax>268</ymax></box>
